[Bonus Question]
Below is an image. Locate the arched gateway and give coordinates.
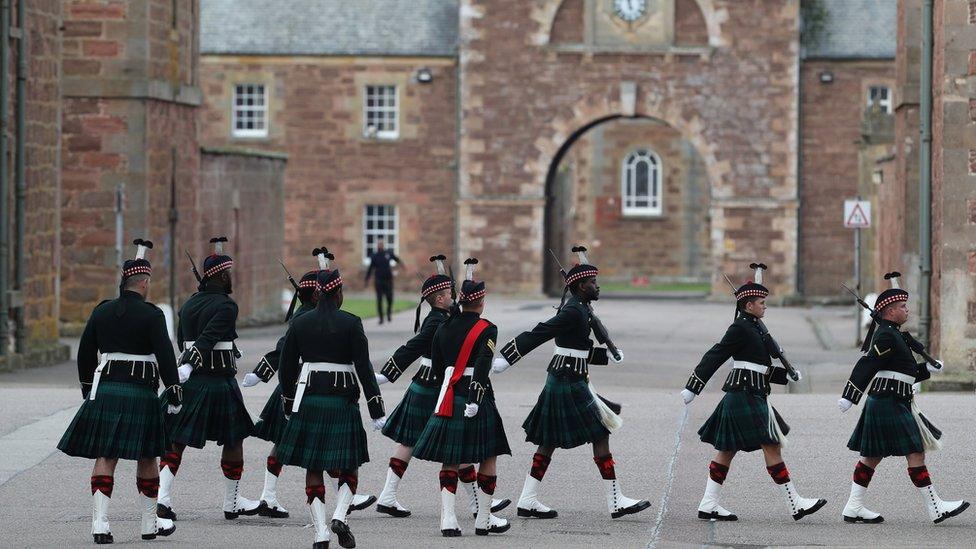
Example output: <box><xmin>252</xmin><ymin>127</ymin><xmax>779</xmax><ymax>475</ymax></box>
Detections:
<box><xmin>456</xmin><ymin>0</ymin><xmax>800</xmax><ymax>296</ymax></box>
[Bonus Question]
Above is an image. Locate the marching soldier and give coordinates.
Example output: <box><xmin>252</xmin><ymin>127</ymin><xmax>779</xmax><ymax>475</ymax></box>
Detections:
<box><xmin>413</xmin><ymin>258</ymin><xmax>511</xmax><ymax>537</ymax></box>
<box><xmin>157</xmin><ymin>237</ymin><xmax>262</xmax><ymax>521</ymax></box>
<box><xmin>373</xmin><ymin>255</ymin><xmax>509</xmax><ymax>519</ymax></box>
<box><xmin>241</xmin><ymin>250</ymin><xmax>376</xmax><ymax>518</ymax></box>
<box><xmin>492</xmin><ymin>246</ymin><xmax>650</xmax><ymax>521</ymax></box>
<box><xmin>276</xmin><ymin>251</ymin><xmax>386</xmax><ymax>549</ymax></box>
<box><xmin>838</xmin><ymin>272</ymin><xmax>969</xmax><ymax>524</ymax></box>
<box><xmin>58</xmin><ymin>239</ymin><xmax>181</xmax><ymax>544</ymax></box>
<box><xmin>681</xmin><ymin>263</ymin><xmax>825</xmax><ymax>522</ymax></box>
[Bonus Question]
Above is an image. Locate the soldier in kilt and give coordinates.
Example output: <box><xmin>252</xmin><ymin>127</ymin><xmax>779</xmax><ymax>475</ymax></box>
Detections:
<box><xmin>58</xmin><ymin>239</ymin><xmax>181</xmax><ymax>544</ymax></box>
<box><xmin>157</xmin><ymin>237</ymin><xmax>262</xmax><ymax>521</ymax></box>
<box><xmin>413</xmin><ymin>258</ymin><xmax>512</xmax><ymax>537</ymax></box>
<box><xmin>681</xmin><ymin>263</ymin><xmax>825</xmax><ymax>522</ymax></box>
<box><xmin>838</xmin><ymin>272</ymin><xmax>969</xmax><ymax>524</ymax></box>
<box><xmin>493</xmin><ymin>246</ymin><xmax>650</xmax><ymax>521</ymax></box>
<box><xmin>241</xmin><ymin>251</ymin><xmax>376</xmax><ymax>519</ymax></box>
<box><xmin>373</xmin><ymin>255</ymin><xmax>510</xmax><ymax>519</ymax></box>
<box><xmin>276</xmin><ymin>253</ymin><xmax>386</xmax><ymax>549</ymax></box>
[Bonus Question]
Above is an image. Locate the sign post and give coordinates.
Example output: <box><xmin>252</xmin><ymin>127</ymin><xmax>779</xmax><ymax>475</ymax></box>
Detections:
<box><xmin>844</xmin><ymin>198</ymin><xmax>871</xmax><ymax>346</ymax></box>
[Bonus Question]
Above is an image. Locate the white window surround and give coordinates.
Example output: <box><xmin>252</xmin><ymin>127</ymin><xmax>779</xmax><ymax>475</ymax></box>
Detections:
<box><xmin>232</xmin><ymin>83</ymin><xmax>268</xmax><ymax>138</ymax></box>
<box><xmin>621</xmin><ymin>148</ymin><xmax>663</xmax><ymax>217</ymax></box>
<box><xmin>867</xmin><ymin>85</ymin><xmax>892</xmax><ymax>114</ymax></box>
<box><xmin>363</xmin><ymin>85</ymin><xmax>399</xmax><ymax>140</ymax></box>
<box><xmin>362</xmin><ymin>204</ymin><xmax>399</xmax><ymax>264</ymax></box>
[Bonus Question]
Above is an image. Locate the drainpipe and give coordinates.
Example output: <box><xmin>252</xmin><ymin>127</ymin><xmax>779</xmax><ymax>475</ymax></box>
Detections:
<box><xmin>0</xmin><ymin>0</ymin><xmax>9</xmax><ymax>356</ymax></box>
<box><xmin>13</xmin><ymin>0</ymin><xmax>24</xmax><ymax>352</ymax></box>
<box><xmin>169</xmin><ymin>148</ymin><xmax>177</xmax><ymax>312</ymax></box>
<box><xmin>918</xmin><ymin>0</ymin><xmax>933</xmax><ymax>347</ymax></box>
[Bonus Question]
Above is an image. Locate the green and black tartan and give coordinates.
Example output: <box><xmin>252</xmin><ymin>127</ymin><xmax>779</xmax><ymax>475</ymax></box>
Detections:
<box><xmin>848</xmin><ymin>394</ymin><xmax>942</xmax><ymax>457</ymax></box>
<box><xmin>59</xmin><ymin>381</ymin><xmax>169</xmax><ymax>460</ymax></box>
<box><xmin>522</xmin><ymin>373</ymin><xmax>609</xmax><ymax>449</ymax></box>
<box><xmin>698</xmin><ymin>388</ymin><xmax>790</xmax><ymax>452</ymax></box>
<box><xmin>381</xmin><ymin>382</ymin><xmax>438</xmax><ymax>447</ymax></box>
<box><xmin>252</xmin><ymin>385</ymin><xmax>288</xmax><ymax>443</ymax></box>
<box><xmin>413</xmin><ymin>394</ymin><xmax>510</xmax><ymax>464</ymax></box>
<box><xmin>276</xmin><ymin>394</ymin><xmax>369</xmax><ymax>470</ymax></box>
<box><xmin>162</xmin><ymin>374</ymin><xmax>253</xmax><ymax>448</ymax></box>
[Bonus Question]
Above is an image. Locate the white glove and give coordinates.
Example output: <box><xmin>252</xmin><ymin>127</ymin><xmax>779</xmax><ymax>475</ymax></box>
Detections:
<box><xmin>177</xmin><ymin>364</ymin><xmax>193</xmax><ymax>383</ymax></box>
<box><xmin>610</xmin><ymin>349</ymin><xmax>625</xmax><ymax>364</ymax></box>
<box><xmin>680</xmin><ymin>389</ymin><xmax>696</xmax><ymax>405</ymax></box>
<box><xmin>241</xmin><ymin>373</ymin><xmax>260</xmax><ymax>387</ymax></box>
<box><xmin>838</xmin><ymin>398</ymin><xmax>853</xmax><ymax>413</ymax></box>
<box><xmin>790</xmin><ymin>369</ymin><xmax>803</xmax><ymax>382</ymax></box>
<box><xmin>491</xmin><ymin>357</ymin><xmax>511</xmax><ymax>374</ymax></box>
<box><xmin>927</xmin><ymin>360</ymin><xmax>943</xmax><ymax>373</ymax></box>
<box><xmin>375</xmin><ymin>373</ymin><xmax>390</xmax><ymax>385</ymax></box>
<box><xmin>464</xmin><ymin>403</ymin><xmax>479</xmax><ymax>418</ymax></box>
<box><xmin>166</xmin><ymin>405</ymin><xmax>182</xmax><ymax>415</ymax></box>
<box><xmin>372</xmin><ymin>417</ymin><xmax>387</xmax><ymax>431</ymax></box>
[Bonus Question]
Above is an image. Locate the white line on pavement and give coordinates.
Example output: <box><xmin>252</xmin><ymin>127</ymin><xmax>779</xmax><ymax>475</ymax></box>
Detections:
<box><xmin>0</xmin><ymin>405</ymin><xmax>79</xmax><ymax>487</ymax></box>
<box><xmin>647</xmin><ymin>406</ymin><xmax>689</xmax><ymax>549</ymax></box>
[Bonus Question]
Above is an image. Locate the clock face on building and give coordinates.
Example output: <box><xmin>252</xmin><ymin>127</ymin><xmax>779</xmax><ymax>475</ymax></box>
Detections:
<box><xmin>613</xmin><ymin>0</ymin><xmax>647</xmax><ymax>22</ymax></box>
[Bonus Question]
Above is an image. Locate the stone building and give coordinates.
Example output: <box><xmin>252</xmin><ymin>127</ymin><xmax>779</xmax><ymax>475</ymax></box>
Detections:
<box><xmin>199</xmin><ymin>0</ymin><xmax>898</xmax><ymax>298</ymax></box>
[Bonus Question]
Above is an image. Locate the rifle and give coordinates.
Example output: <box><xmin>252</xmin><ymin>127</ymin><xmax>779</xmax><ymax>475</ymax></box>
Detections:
<box><xmin>184</xmin><ymin>250</ymin><xmax>202</xmax><ymax>283</ymax></box>
<box><xmin>279</xmin><ymin>260</ymin><xmax>301</xmax><ymax>322</ymax></box>
<box><xmin>841</xmin><ymin>283</ymin><xmax>942</xmax><ymax>370</ymax></box>
<box><xmin>722</xmin><ymin>274</ymin><xmax>800</xmax><ymax>381</ymax></box>
<box><xmin>279</xmin><ymin>260</ymin><xmax>299</xmax><ymax>291</ymax></box>
<box><xmin>548</xmin><ymin>249</ymin><xmax>622</xmax><ymax>362</ymax></box>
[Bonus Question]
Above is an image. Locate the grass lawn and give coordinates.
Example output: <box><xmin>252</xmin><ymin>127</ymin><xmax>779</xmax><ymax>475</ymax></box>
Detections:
<box><xmin>341</xmin><ymin>297</ymin><xmax>415</xmax><ymax>319</ymax></box>
<box><xmin>600</xmin><ymin>281</ymin><xmax>711</xmax><ymax>293</ymax></box>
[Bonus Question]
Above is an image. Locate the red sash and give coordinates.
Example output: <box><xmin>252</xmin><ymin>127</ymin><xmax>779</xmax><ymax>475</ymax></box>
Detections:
<box><xmin>435</xmin><ymin>319</ymin><xmax>490</xmax><ymax>417</ymax></box>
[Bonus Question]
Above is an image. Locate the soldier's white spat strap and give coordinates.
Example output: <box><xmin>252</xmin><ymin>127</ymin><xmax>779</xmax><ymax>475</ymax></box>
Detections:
<box><xmin>89</xmin><ymin>352</ymin><xmax>157</xmax><ymax>400</ymax></box>
<box><xmin>292</xmin><ymin>362</ymin><xmax>354</xmax><ymax>412</ymax></box>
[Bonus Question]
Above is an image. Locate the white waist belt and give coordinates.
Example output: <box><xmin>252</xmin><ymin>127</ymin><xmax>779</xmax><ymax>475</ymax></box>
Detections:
<box><xmin>184</xmin><ymin>340</ymin><xmax>235</xmax><ymax>351</ymax></box>
<box><xmin>553</xmin><ymin>345</ymin><xmax>589</xmax><ymax>359</ymax></box>
<box><xmin>875</xmin><ymin>370</ymin><xmax>915</xmax><ymax>385</ymax></box>
<box><xmin>89</xmin><ymin>353</ymin><xmax>156</xmax><ymax>401</ymax></box>
<box><xmin>732</xmin><ymin>361</ymin><xmax>770</xmax><ymax>375</ymax></box>
<box><xmin>419</xmin><ymin>357</ymin><xmax>433</xmax><ymax>368</ymax></box>
<box><xmin>292</xmin><ymin>362</ymin><xmax>355</xmax><ymax>412</ymax></box>
<box><xmin>433</xmin><ymin>366</ymin><xmax>475</xmax><ymax>412</ymax></box>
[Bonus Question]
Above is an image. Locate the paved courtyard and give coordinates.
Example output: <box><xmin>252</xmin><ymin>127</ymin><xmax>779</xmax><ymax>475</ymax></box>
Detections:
<box><xmin>1</xmin><ymin>297</ymin><xmax>973</xmax><ymax>548</ymax></box>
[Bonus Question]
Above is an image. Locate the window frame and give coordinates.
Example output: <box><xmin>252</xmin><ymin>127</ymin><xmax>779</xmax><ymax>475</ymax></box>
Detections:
<box><xmin>620</xmin><ymin>148</ymin><xmax>664</xmax><ymax>217</ymax></box>
<box><xmin>867</xmin><ymin>85</ymin><xmax>892</xmax><ymax>114</ymax></box>
<box><xmin>363</xmin><ymin>85</ymin><xmax>399</xmax><ymax>140</ymax></box>
<box><xmin>362</xmin><ymin>204</ymin><xmax>399</xmax><ymax>265</ymax></box>
<box><xmin>231</xmin><ymin>83</ymin><xmax>269</xmax><ymax>138</ymax></box>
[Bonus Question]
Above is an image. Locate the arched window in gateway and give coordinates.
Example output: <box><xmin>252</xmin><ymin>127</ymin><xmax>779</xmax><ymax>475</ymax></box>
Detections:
<box><xmin>621</xmin><ymin>148</ymin><xmax>663</xmax><ymax>216</ymax></box>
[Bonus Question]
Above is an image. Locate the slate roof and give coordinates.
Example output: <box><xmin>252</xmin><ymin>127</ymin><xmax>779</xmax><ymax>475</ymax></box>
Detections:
<box><xmin>802</xmin><ymin>0</ymin><xmax>896</xmax><ymax>59</ymax></box>
<box><xmin>200</xmin><ymin>0</ymin><xmax>459</xmax><ymax>57</ymax></box>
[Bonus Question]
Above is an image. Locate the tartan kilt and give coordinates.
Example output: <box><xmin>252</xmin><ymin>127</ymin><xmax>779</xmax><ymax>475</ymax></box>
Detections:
<box><xmin>522</xmin><ymin>373</ymin><xmax>609</xmax><ymax>449</ymax></box>
<box><xmin>413</xmin><ymin>394</ymin><xmax>511</xmax><ymax>465</ymax></box>
<box><xmin>381</xmin><ymin>382</ymin><xmax>438</xmax><ymax>447</ymax></box>
<box><xmin>252</xmin><ymin>385</ymin><xmax>288</xmax><ymax>443</ymax></box>
<box><xmin>697</xmin><ymin>389</ymin><xmax>790</xmax><ymax>452</ymax></box>
<box><xmin>162</xmin><ymin>374</ymin><xmax>253</xmax><ymax>449</ymax></box>
<box><xmin>58</xmin><ymin>381</ymin><xmax>168</xmax><ymax>460</ymax></box>
<box><xmin>848</xmin><ymin>394</ymin><xmax>942</xmax><ymax>457</ymax></box>
<box><xmin>276</xmin><ymin>394</ymin><xmax>369</xmax><ymax>471</ymax></box>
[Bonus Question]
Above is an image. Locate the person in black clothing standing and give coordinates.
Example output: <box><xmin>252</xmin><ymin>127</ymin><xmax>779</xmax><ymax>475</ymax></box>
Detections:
<box><xmin>364</xmin><ymin>239</ymin><xmax>404</xmax><ymax>324</ymax></box>
<box><xmin>58</xmin><ymin>239</ymin><xmax>181</xmax><ymax>544</ymax></box>
<box><xmin>277</xmin><ymin>250</ymin><xmax>386</xmax><ymax>549</ymax></box>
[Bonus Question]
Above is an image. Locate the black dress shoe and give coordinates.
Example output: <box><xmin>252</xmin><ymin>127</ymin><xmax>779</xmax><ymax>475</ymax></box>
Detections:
<box><xmin>347</xmin><ymin>494</ymin><xmax>377</xmax><ymax>514</ymax></box>
<box><xmin>517</xmin><ymin>506</ymin><xmax>558</xmax><ymax>519</ymax></box>
<box><xmin>259</xmin><ymin>502</ymin><xmax>290</xmax><ymax>518</ymax></box>
<box><xmin>792</xmin><ymin>499</ymin><xmax>827</xmax><ymax>521</ymax></box>
<box><xmin>611</xmin><ymin>499</ymin><xmax>652</xmax><ymax>519</ymax></box>
<box><xmin>331</xmin><ymin>519</ymin><xmax>355</xmax><ymax>548</ymax></box>
<box><xmin>475</xmin><ymin>521</ymin><xmax>511</xmax><ymax>536</ymax></box>
<box><xmin>312</xmin><ymin>541</ymin><xmax>330</xmax><ymax>549</ymax></box>
<box><xmin>441</xmin><ymin>528</ymin><xmax>461</xmax><ymax>537</ymax></box>
<box><xmin>92</xmin><ymin>532</ymin><xmax>113</xmax><ymax>544</ymax></box>
<box><xmin>376</xmin><ymin>504</ymin><xmax>411</xmax><ymax>518</ymax></box>
<box><xmin>157</xmin><ymin>503</ymin><xmax>176</xmax><ymax>520</ymax></box>
<box><xmin>698</xmin><ymin>510</ymin><xmax>738</xmax><ymax>521</ymax></box>
<box><xmin>491</xmin><ymin>498</ymin><xmax>512</xmax><ymax>513</ymax></box>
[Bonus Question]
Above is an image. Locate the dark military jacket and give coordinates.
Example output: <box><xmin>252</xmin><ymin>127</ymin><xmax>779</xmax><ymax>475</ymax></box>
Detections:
<box><xmin>684</xmin><ymin>313</ymin><xmax>787</xmax><ymax>395</ymax></box>
<box><xmin>842</xmin><ymin>319</ymin><xmax>930</xmax><ymax>404</ymax></box>
<box><xmin>77</xmin><ymin>291</ymin><xmax>179</xmax><ymax>399</ymax></box>
<box><xmin>278</xmin><ymin>304</ymin><xmax>385</xmax><ymax>419</ymax></box>
<box><xmin>178</xmin><ymin>289</ymin><xmax>239</xmax><ymax>375</ymax></box>
<box><xmin>252</xmin><ymin>303</ymin><xmax>314</xmax><ymax>382</ymax></box>
<box><xmin>498</xmin><ymin>295</ymin><xmax>609</xmax><ymax>380</ymax></box>
<box><xmin>429</xmin><ymin>311</ymin><xmax>497</xmax><ymax>406</ymax></box>
<box><xmin>380</xmin><ymin>307</ymin><xmax>449</xmax><ymax>387</ymax></box>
